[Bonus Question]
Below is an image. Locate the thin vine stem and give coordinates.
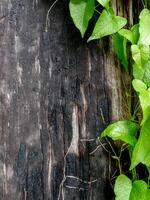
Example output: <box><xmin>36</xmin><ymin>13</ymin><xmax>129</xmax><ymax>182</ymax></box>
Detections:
<box><xmin>95</xmin><ymin>9</ymin><xmax>101</xmax><ymax>15</ymax></box>
<box><xmin>141</xmin><ymin>0</ymin><xmax>145</xmax><ymax>7</ymax></box>
<box><xmin>141</xmin><ymin>0</ymin><xmax>147</xmax><ymax>8</ymax></box>
<box><xmin>132</xmin><ymin>100</ymin><xmax>141</xmax><ymax>120</ymax></box>
<box><xmin>45</xmin><ymin>0</ymin><xmax>60</xmax><ymax>32</ymax></box>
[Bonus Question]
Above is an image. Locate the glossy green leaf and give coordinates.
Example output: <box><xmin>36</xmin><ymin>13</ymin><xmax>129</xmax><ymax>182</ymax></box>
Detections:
<box><xmin>130</xmin><ymin>118</ymin><xmax>150</xmax><ymax>169</ymax></box>
<box><xmin>118</xmin><ymin>24</ymin><xmax>139</xmax><ymax>44</ymax></box>
<box><xmin>131</xmin><ymin>44</ymin><xmax>149</xmax><ymax>68</ymax></box>
<box><xmin>97</xmin><ymin>0</ymin><xmax>110</xmax><ymax>8</ymax></box>
<box><xmin>113</xmin><ymin>33</ymin><xmax>128</xmax><ymax>70</ymax></box>
<box><xmin>129</xmin><ymin>180</ymin><xmax>149</xmax><ymax>200</ymax></box>
<box><xmin>143</xmin><ymin>61</ymin><xmax>150</xmax><ymax>87</ymax></box>
<box><xmin>132</xmin><ymin>79</ymin><xmax>150</xmax><ymax>125</ymax></box>
<box><xmin>132</xmin><ymin>79</ymin><xmax>147</xmax><ymax>93</ymax></box>
<box><xmin>133</xmin><ymin>64</ymin><xmax>145</xmax><ymax>80</ymax></box>
<box><xmin>100</xmin><ymin>120</ymin><xmax>138</xmax><ymax>146</ymax></box>
<box><xmin>114</xmin><ymin>175</ymin><xmax>132</xmax><ymax>200</ymax></box>
<box><xmin>139</xmin><ymin>9</ymin><xmax>150</xmax><ymax>45</ymax></box>
<box><xmin>118</xmin><ymin>29</ymin><xmax>134</xmax><ymax>44</ymax></box>
<box><xmin>69</xmin><ymin>0</ymin><xmax>94</xmax><ymax>37</ymax></box>
<box><xmin>88</xmin><ymin>9</ymin><xmax>127</xmax><ymax>41</ymax></box>
<box><xmin>133</xmin><ymin>61</ymin><xmax>150</xmax><ymax>87</ymax></box>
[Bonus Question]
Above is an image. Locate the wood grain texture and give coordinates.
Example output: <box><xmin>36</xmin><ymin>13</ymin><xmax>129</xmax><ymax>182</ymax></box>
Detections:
<box><xmin>0</xmin><ymin>0</ymin><xmax>140</xmax><ymax>199</ymax></box>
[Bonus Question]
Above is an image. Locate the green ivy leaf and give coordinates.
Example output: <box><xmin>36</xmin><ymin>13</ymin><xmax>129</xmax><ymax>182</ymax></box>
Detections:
<box><xmin>139</xmin><ymin>9</ymin><xmax>150</xmax><ymax>45</ymax></box>
<box><xmin>115</xmin><ymin>177</ymin><xmax>150</xmax><ymax>200</ymax></box>
<box><xmin>114</xmin><ymin>175</ymin><xmax>132</xmax><ymax>200</ymax></box>
<box><xmin>132</xmin><ymin>79</ymin><xmax>147</xmax><ymax>93</ymax></box>
<box><xmin>118</xmin><ymin>29</ymin><xmax>134</xmax><ymax>44</ymax></box>
<box><xmin>113</xmin><ymin>33</ymin><xmax>128</xmax><ymax>70</ymax></box>
<box><xmin>118</xmin><ymin>24</ymin><xmax>139</xmax><ymax>45</ymax></box>
<box><xmin>132</xmin><ymin>79</ymin><xmax>150</xmax><ymax>125</ymax></box>
<box><xmin>97</xmin><ymin>0</ymin><xmax>110</xmax><ymax>9</ymax></box>
<box><xmin>88</xmin><ymin>9</ymin><xmax>127</xmax><ymax>41</ymax></box>
<box><xmin>133</xmin><ymin>61</ymin><xmax>150</xmax><ymax>87</ymax></box>
<box><xmin>133</xmin><ymin>64</ymin><xmax>145</xmax><ymax>80</ymax></box>
<box><xmin>100</xmin><ymin>120</ymin><xmax>138</xmax><ymax>146</ymax></box>
<box><xmin>130</xmin><ymin>118</ymin><xmax>150</xmax><ymax>169</ymax></box>
<box><xmin>129</xmin><ymin>180</ymin><xmax>149</xmax><ymax>200</ymax></box>
<box><xmin>131</xmin><ymin>44</ymin><xmax>150</xmax><ymax>68</ymax></box>
<box><xmin>143</xmin><ymin>61</ymin><xmax>150</xmax><ymax>87</ymax></box>
<box><xmin>69</xmin><ymin>0</ymin><xmax>95</xmax><ymax>37</ymax></box>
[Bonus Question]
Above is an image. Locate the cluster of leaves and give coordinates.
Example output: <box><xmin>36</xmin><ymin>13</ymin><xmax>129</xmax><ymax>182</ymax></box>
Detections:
<box><xmin>69</xmin><ymin>0</ymin><xmax>150</xmax><ymax>199</ymax></box>
<box><xmin>69</xmin><ymin>0</ymin><xmax>127</xmax><ymax>41</ymax></box>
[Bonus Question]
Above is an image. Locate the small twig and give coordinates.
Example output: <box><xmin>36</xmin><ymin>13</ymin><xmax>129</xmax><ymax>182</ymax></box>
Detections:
<box><xmin>80</xmin><ymin>138</ymin><xmax>96</xmax><ymax>142</ymax></box>
<box><xmin>89</xmin><ymin>142</ymin><xmax>108</xmax><ymax>155</ymax></box>
<box><xmin>100</xmin><ymin>108</ymin><xmax>106</xmax><ymax>124</ymax></box>
<box><xmin>65</xmin><ymin>185</ymin><xmax>87</xmax><ymax>191</ymax></box>
<box><xmin>45</xmin><ymin>0</ymin><xmax>60</xmax><ymax>32</ymax></box>
<box><xmin>94</xmin><ymin>9</ymin><xmax>101</xmax><ymax>15</ymax></box>
<box><xmin>66</xmin><ymin>175</ymin><xmax>98</xmax><ymax>185</ymax></box>
<box><xmin>141</xmin><ymin>0</ymin><xmax>145</xmax><ymax>7</ymax></box>
<box><xmin>57</xmin><ymin>142</ymin><xmax>72</xmax><ymax>200</ymax></box>
<box><xmin>105</xmin><ymin>138</ymin><xmax>117</xmax><ymax>157</ymax></box>
<box><xmin>111</xmin><ymin>169</ymin><xmax>118</xmax><ymax>180</ymax></box>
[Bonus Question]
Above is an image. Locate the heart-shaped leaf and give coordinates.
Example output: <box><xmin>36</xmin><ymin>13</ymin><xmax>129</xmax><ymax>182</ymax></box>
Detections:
<box><xmin>132</xmin><ymin>79</ymin><xmax>147</xmax><ymax>93</ymax></box>
<box><xmin>139</xmin><ymin>9</ymin><xmax>150</xmax><ymax>45</ymax></box>
<box><xmin>132</xmin><ymin>79</ymin><xmax>150</xmax><ymax>125</ymax></box>
<box><xmin>115</xmin><ymin>177</ymin><xmax>150</xmax><ymax>200</ymax></box>
<box><xmin>100</xmin><ymin>120</ymin><xmax>138</xmax><ymax>146</ymax></box>
<box><xmin>97</xmin><ymin>0</ymin><xmax>110</xmax><ymax>9</ymax></box>
<box><xmin>88</xmin><ymin>9</ymin><xmax>127</xmax><ymax>41</ymax></box>
<box><xmin>118</xmin><ymin>29</ymin><xmax>134</xmax><ymax>44</ymax></box>
<box><xmin>114</xmin><ymin>175</ymin><xmax>132</xmax><ymax>200</ymax></box>
<box><xmin>118</xmin><ymin>24</ymin><xmax>139</xmax><ymax>45</ymax></box>
<box><xmin>133</xmin><ymin>61</ymin><xmax>150</xmax><ymax>87</ymax></box>
<box><xmin>131</xmin><ymin>44</ymin><xmax>150</xmax><ymax>68</ymax></box>
<box><xmin>69</xmin><ymin>0</ymin><xmax>95</xmax><ymax>37</ymax></box>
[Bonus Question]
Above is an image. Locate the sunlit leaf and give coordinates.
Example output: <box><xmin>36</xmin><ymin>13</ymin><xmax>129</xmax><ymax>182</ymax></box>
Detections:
<box><xmin>118</xmin><ymin>29</ymin><xmax>134</xmax><ymax>44</ymax></box>
<box><xmin>100</xmin><ymin>120</ymin><xmax>138</xmax><ymax>146</ymax></box>
<box><xmin>97</xmin><ymin>0</ymin><xmax>110</xmax><ymax>8</ymax></box>
<box><xmin>139</xmin><ymin>9</ymin><xmax>150</xmax><ymax>45</ymax></box>
<box><xmin>143</xmin><ymin>61</ymin><xmax>150</xmax><ymax>87</ymax></box>
<box><xmin>69</xmin><ymin>0</ymin><xmax>94</xmax><ymax>37</ymax></box>
<box><xmin>133</xmin><ymin>61</ymin><xmax>150</xmax><ymax>87</ymax></box>
<box><xmin>114</xmin><ymin>175</ymin><xmax>132</xmax><ymax>200</ymax></box>
<box><xmin>130</xmin><ymin>118</ymin><xmax>150</xmax><ymax>169</ymax></box>
<box><xmin>131</xmin><ymin>44</ymin><xmax>149</xmax><ymax>68</ymax></box>
<box><xmin>88</xmin><ymin>9</ymin><xmax>127</xmax><ymax>41</ymax></box>
<box><xmin>132</xmin><ymin>79</ymin><xmax>147</xmax><ymax>93</ymax></box>
<box><xmin>133</xmin><ymin>64</ymin><xmax>145</xmax><ymax>80</ymax></box>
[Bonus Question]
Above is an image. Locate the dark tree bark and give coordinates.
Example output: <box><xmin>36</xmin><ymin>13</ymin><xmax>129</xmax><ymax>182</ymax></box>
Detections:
<box><xmin>0</xmin><ymin>0</ymin><xmax>141</xmax><ymax>199</ymax></box>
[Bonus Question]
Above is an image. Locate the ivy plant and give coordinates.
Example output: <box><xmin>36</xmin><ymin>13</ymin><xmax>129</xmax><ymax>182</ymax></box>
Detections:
<box><xmin>69</xmin><ymin>0</ymin><xmax>150</xmax><ymax>199</ymax></box>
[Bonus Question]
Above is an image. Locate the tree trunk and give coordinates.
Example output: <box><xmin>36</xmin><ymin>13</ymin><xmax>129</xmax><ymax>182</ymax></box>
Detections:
<box><xmin>0</xmin><ymin>0</ymin><xmax>141</xmax><ymax>199</ymax></box>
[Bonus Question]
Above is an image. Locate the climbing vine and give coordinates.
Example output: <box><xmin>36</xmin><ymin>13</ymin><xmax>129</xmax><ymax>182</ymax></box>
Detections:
<box><xmin>69</xmin><ymin>0</ymin><xmax>150</xmax><ymax>199</ymax></box>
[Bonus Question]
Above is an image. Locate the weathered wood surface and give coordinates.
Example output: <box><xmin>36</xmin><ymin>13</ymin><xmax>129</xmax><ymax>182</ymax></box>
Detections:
<box><xmin>0</xmin><ymin>0</ymin><xmax>140</xmax><ymax>199</ymax></box>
